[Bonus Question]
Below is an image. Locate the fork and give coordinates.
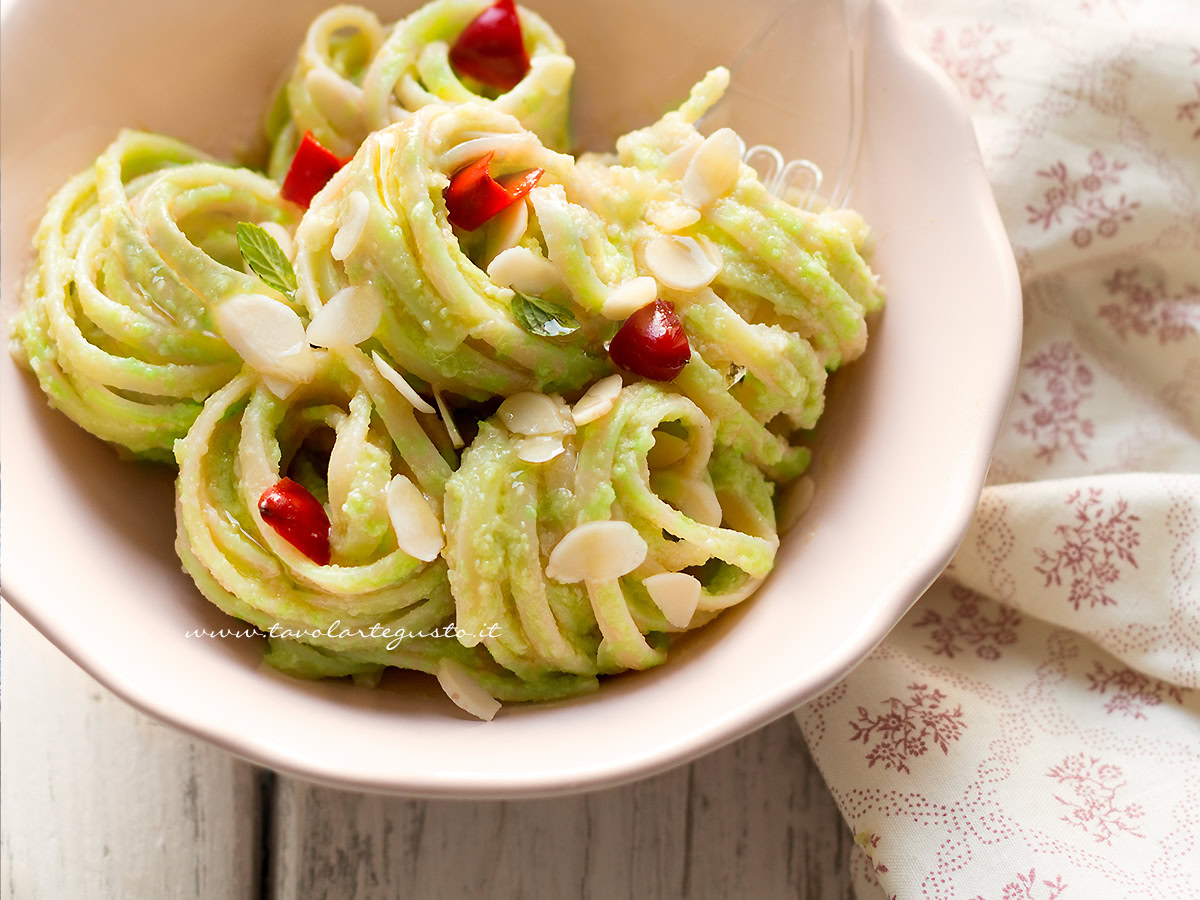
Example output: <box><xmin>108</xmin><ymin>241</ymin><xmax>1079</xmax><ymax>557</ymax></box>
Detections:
<box><xmin>734</xmin><ymin>0</ymin><xmax>870</xmax><ymax>209</ymax></box>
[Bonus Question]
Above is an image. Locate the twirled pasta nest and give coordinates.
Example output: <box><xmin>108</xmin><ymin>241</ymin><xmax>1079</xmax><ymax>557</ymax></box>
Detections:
<box><xmin>12</xmin><ymin>0</ymin><xmax>885</xmax><ymax>717</ymax></box>
<box><xmin>12</xmin><ymin>131</ymin><xmax>299</xmax><ymax>459</ymax></box>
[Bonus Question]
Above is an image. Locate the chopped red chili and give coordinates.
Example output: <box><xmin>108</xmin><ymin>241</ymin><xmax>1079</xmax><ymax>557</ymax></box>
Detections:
<box><xmin>443</xmin><ymin>150</ymin><xmax>543</xmax><ymax>231</ymax></box>
<box><xmin>281</xmin><ymin>132</ymin><xmax>349</xmax><ymax>208</ymax></box>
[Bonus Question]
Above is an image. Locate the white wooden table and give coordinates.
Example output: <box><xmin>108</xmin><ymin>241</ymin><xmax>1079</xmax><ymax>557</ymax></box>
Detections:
<box><xmin>0</xmin><ymin>602</ymin><xmax>854</xmax><ymax>898</ymax></box>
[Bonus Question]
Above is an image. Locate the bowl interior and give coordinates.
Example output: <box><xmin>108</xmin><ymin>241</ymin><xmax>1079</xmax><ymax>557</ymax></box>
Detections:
<box><xmin>0</xmin><ymin>0</ymin><xmax>1019</xmax><ymax>795</ymax></box>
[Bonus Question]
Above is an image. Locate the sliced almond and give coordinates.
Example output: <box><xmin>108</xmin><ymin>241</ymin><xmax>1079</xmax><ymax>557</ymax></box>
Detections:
<box><xmin>485</xmin><ymin>198</ymin><xmax>529</xmax><ymax>262</ymax></box>
<box><xmin>262</xmin><ymin>376</ymin><xmax>298</xmax><ymax>400</ymax></box>
<box><xmin>654</xmin><ymin>471</ymin><xmax>723</xmax><ymax>527</ymax></box>
<box><xmin>571</xmin><ymin>374</ymin><xmax>623</xmax><ymax>426</ymax></box>
<box><xmin>258</xmin><ymin>221</ymin><xmax>295</xmax><ymax>262</ymax></box>
<box><xmin>215</xmin><ymin>294</ymin><xmax>315</xmax><ymax>383</ymax></box>
<box><xmin>304</xmin><ymin>67</ymin><xmax>364</xmax><ymax>136</ymax></box>
<box><xmin>647</xmin><ymin>430</ymin><xmax>690</xmax><ymax>468</ymax></box>
<box><xmin>486</xmin><ymin>246</ymin><xmax>560</xmax><ymax>296</ymax></box>
<box><xmin>681</xmin><ymin>127</ymin><xmax>742</xmax><ymax>208</ymax></box>
<box><xmin>436</xmin><ymin>659</ymin><xmax>501</xmax><ymax>721</ymax></box>
<box><xmin>331</xmin><ymin>190</ymin><xmax>370</xmax><ymax>261</ymax></box>
<box><xmin>600</xmin><ymin>277</ymin><xmax>657</xmax><ymax>321</ymax></box>
<box><xmin>777</xmin><ymin>475</ymin><xmax>815</xmax><ymax>533</ymax></box>
<box><xmin>644</xmin><ymin>234</ymin><xmax>722</xmax><ymax>291</ymax></box>
<box><xmin>643</xmin><ymin>572</ymin><xmax>702</xmax><ymax>628</ymax></box>
<box><xmin>675</xmin><ymin>476</ymin><xmax>723</xmax><ymax>527</ymax></box>
<box><xmin>497</xmin><ymin>391</ymin><xmax>567</xmax><ymax>436</ymax></box>
<box><xmin>439</xmin><ymin>133</ymin><xmax>539</xmax><ymax>172</ymax></box>
<box><xmin>305</xmin><ymin>285</ymin><xmax>383</xmax><ymax>348</ymax></box>
<box><xmin>386</xmin><ymin>474</ymin><xmax>444</xmax><ymax>562</ymax></box>
<box><xmin>645</xmin><ymin>202</ymin><xmax>701</xmax><ymax>233</ymax></box>
<box><xmin>434</xmin><ymin>390</ymin><xmax>464</xmax><ymax>449</ymax></box>
<box><xmin>372</xmin><ymin>351</ymin><xmax>436</xmax><ymax>414</ymax></box>
<box><xmin>545</xmin><ymin>520</ymin><xmax>648</xmax><ymax>584</ymax></box>
<box><xmin>515</xmin><ymin>434</ymin><xmax>564</xmax><ymax>464</ymax></box>
<box><xmin>661</xmin><ymin>134</ymin><xmax>703</xmax><ymax>181</ymax></box>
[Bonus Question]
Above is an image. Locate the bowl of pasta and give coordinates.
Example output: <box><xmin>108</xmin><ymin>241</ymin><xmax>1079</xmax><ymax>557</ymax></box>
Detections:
<box><xmin>0</xmin><ymin>0</ymin><xmax>1019</xmax><ymax>796</ymax></box>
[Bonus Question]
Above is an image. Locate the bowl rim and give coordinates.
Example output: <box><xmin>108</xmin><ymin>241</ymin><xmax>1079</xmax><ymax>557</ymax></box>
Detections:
<box><xmin>0</xmin><ymin>0</ymin><xmax>1021</xmax><ymax>798</ymax></box>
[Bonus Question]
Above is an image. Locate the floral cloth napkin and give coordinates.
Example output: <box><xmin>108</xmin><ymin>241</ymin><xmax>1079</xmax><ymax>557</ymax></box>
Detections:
<box><xmin>795</xmin><ymin>1</ymin><xmax>1200</xmax><ymax>896</ymax></box>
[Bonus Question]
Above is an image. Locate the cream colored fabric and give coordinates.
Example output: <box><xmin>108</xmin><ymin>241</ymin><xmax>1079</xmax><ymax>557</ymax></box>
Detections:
<box><xmin>797</xmin><ymin>1</ymin><xmax>1200</xmax><ymax>896</ymax></box>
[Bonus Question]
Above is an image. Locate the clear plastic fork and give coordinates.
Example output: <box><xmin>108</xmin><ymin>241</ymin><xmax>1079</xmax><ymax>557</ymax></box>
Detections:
<box><xmin>730</xmin><ymin>0</ymin><xmax>870</xmax><ymax>209</ymax></box>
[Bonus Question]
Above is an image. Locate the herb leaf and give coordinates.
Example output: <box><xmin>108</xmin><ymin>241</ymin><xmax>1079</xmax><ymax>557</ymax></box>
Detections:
<box><xmin>511</xmin><ymin>293</ymin><xmax>579</xmax><ymax>337</ymax></box>
<box><xmin>236</xmin><ymin>222</ymin><xmax>297</xmax><ymax>299</ymax></box>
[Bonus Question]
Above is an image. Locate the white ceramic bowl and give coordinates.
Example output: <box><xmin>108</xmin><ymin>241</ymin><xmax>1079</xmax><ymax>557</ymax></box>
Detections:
<box><xmin>0</xmin><ymin>0</ymin><xmax>1020</xmax><ymax>796</ymax></box>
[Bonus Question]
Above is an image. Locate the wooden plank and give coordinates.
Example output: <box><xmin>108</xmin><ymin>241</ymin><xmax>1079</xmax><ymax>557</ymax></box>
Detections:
<box><xmin>270</xmin><ymin>717</ymin><xmax>853</xmax><ymax>900</ymax></box>
<box><xmin>0</xmin><ymin>601</ymin><xmax>263</xmax><ymax>900</ymax></box>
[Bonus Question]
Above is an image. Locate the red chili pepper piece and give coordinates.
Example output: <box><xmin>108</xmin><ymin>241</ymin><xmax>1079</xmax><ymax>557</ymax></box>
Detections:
<box><xmin>449</xmin><ymin>0</ymin><xmax>530</xmax><ymax>91</ymax></box>
<box><xmin>258</xmin><ymin>477</ymin><xmax>332</xmax><ymax>565</ymax></box>
<box><xmin>281</xmin><ymin>132</ymin><xmax>349</xmax><ymax>208</ymax></box>
<box><xmin>608</xmin><ymin>300</ymin><xmax>692</xmax><ymax>382</ymax></box>
<box><xmin>444</xmin><ymin>151</ymin><xmax>544</xmax><ymax>231</ymax></box>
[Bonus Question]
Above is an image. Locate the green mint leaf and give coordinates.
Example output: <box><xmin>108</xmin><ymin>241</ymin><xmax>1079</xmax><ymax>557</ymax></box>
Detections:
<box><xmin>236</xmin><ymin>222</ymin><xmax>297</xmax><ymax>299</ymax></box>
<box><xmin>511</xmin><ymin>293</ymin><xmax>579</xmax><ymax>337</ymax></box>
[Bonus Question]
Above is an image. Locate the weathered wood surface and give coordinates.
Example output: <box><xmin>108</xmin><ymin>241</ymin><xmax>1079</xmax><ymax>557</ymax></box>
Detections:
<box><xmin>269</xmin><ymin>719</ymin><xmax>853</xmax><ymax>900</ymax></box>
<box><xmin>0</xmin><ymin>602</ymin><xmax>263</xmax><ymax>900</ymax></box>
<box><xmin>1</xmin><ymin>600</ymin><xmax>853</xmax><ymax>899</ymax></box>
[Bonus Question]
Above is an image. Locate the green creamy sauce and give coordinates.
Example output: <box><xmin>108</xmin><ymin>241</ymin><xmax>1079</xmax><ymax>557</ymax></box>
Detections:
<box><xmin>14</xmin><ymin>0</ymin><xmax>884</xmax><ymax>707</ymax></box>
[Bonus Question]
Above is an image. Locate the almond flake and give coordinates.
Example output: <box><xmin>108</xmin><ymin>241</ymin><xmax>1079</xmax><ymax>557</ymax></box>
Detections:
<box><xmin>647</xmin><ymin>430</ymin><xmax>689</xmax><ymax>468</ymax></box>
<box><xmin>262</xmin><ymin>376</ymin><xmax>298</xmax><ymax>400</ymax></box>
<box><xmin>777</xmin><ymin>475</ymin><xmax>815</xmax><ymax>533</ymax></box>
<box><xmin>545</xmin><ymin>520</ymin><xmax>648</xmax><ymax>584</ymax></box>
<box><xmin>681</xmin><ymin>127</ymin><xmax>742</xmax><ymax>208</ymax></box>
<box><xmin>661</xmin><ymin>134</ymin><xmax>703</xmax><ymax>181</ymax></box>
<box><xmin>497</xmin><ymin>391</ymin><xmax>567</xmax><ymax>436</ymax></box>
<box><xmin>440</xmin><ymin>133</ymin><xmax>539</xmax><ymax>173</ymax></box>
<box><xmin>571</xmin><ymin>374</ymin><xmax>623</xmax><ymax>426</ymax></box>
<box><xmin>305</xmin><ymin>285</ymin><xmax>383</xmax><ymax>348</ymax></box>
<box><xmin>655</xmin><ymin>471</ymin><xmax>723</xmax><ymax>527</ymax></box>
<box><xmin>386</xmin><ymin>474</ymin><xmax>444</xmax><ymax>562</ymax></box>
<box><xmin>215</xmin><ymin>294</ymin><xmax>315</xmax><ymax>383</ymax></box>
<box><xmin>434</xmin><ymin>390</ymin><xmax>464</xmax><ymax>449</ymax></box>
<box><xmin>643</xmin><ymin>572</ymin><xmax>702</xmax><ymax>628</ymax></box>
<box><xmin>485</xmin><ymin>198</ymin><xmax>529</xmax><ymax>262</ymax></box>
<box><xmin>515</xmin><ymin>434</ymin><xmax>564</xmax><ymax>464</ymax></box>
<box><xmin>486</xmin><ymin>246</ymin><xmax>560</xmax><ymax>296</ymax></box>
<box><xmin>331</xmin><ymin>190</ymin><xmax>369</xmax><ymax>261</ymax></box>
<box><xmin>600</xmin><ymin>277</ymin><xmax>658</xmax><ymax>320</ymax></box>
<box><xmin>644</xmin><ymin>234</ymin><xmax>722</xmax><ymax>291</ymax></box>
<box><xmin>645</xmin><ymin>202</ymin><xmax>701</xmax><ymax>233</ymax></box>
<box><xmin>372</xmin><ymin>351</ymin><xmax>436</xmax><ymax>414</ymax></box>
<box><xmin>675</xmin><ymin>476</ymin><xmax>723</xmax><ymax>527</ymax></box>
<box><xmin>436</xmin><ymin>659</ymin><xmax>501</xmax><ymax>721</ymax></box>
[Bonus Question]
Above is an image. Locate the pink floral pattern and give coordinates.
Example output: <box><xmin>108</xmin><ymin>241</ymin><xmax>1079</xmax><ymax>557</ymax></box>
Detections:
<box><xmin>971</xmin><ymin>869</ymin><xmax>1070</xmax><ymax>900</ymax></box>
<box><xmin>1086</xmin><ymin>661</ymin><xmax>1190</xmax><ymax>718</ymax></box>
<box><xmin>928</xmin><ymin>24</ymin><xmax>1012</xmax><ymax>112</ymax></box>
<box><xmin>798</xmin><ymin>2</ymin><xmax>1200</xmax><ymax>896</ymax></box>
<box><xmin>1046</xmin><ymin>755</ymin><xmax>1145</xmax><ymax>845</ymax></box>
<box><xmin>1025</xmin><ymin>152</ymin><xmax>1140</xmax><ymax>248</ymax></box>
<box><xmin>912</xmin><ymin>585</ymin><xmax>1022</xmax><ymax>660</ymax></box>
<box><xmin>1013</xmin><ymin>343</ymin><xmax>1096</xmax><ymax>463</ymax></box>
<box><xmin>854</xmin><ymin>830</ymin><xmax>890</xmax><ymax>874</ymax></box>
<box><xmin>848</xmin><ymin>683</ymin><xmax>967</xmax><ymax>774</ymax></box>
<box><xmin>1034</xmin><ymin>488</ymin><xmax>1140</xmax><ymax>610</ymax></box>
<box><xmin>1097</xmin><ymin>267</ymin><xmax>1200</xmax><ymax>344</ymax></box>
<box><xmin>1177</xmin><ymin>83</ymin><xmax>1200</xmax><ymax>140</ymax></box>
